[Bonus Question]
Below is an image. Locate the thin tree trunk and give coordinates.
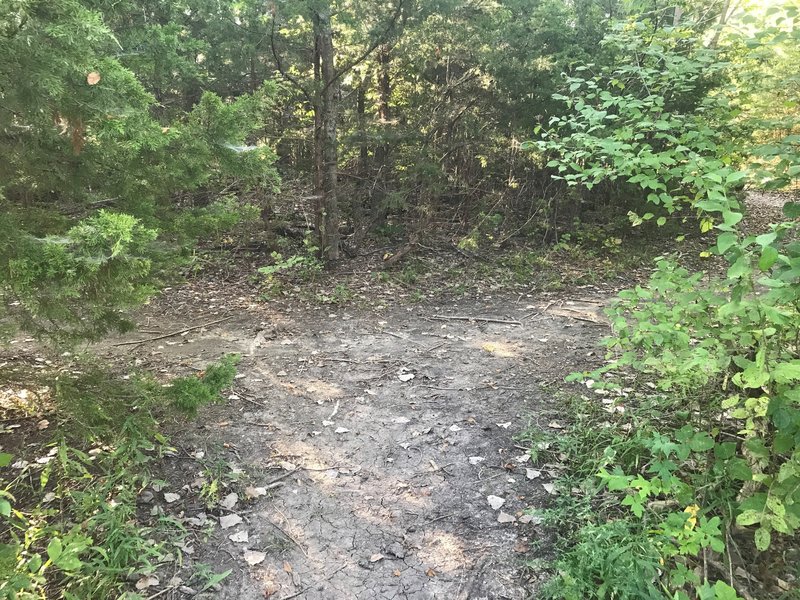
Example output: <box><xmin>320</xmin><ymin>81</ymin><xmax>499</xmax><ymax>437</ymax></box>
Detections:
<box><xmin>352</xmin><ymin>81</ymin><xmax>368</xmax><ymax>246</ymax></box>
<box><xmin>312</xmin><ymin>27</ymin><xmax>324</xmax><ymax>246</ymax></box>
<box><xmin>314</xmin><ymin>5</ymin><xmax>339</xmax><ymax>261</ymax></box>
<box><xmin>372</xmin><ymin>43</ymin><xmax>392</xmax><ymax>226</ymax></box>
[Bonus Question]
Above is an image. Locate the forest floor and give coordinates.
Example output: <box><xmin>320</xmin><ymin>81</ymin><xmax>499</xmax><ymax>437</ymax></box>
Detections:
<box><xmin>101</xmin><ymin>269</ymin><xmax>616</xmax><ymax>600</ymax></box>
<box><xmin>2</xmin><ymin>193</ymin><xmax>786</xmax><ymax>599</ymax></box>
<box><xmin>98</xmin><ymin>192</ymin><xmax>785</xmax><ymax>599</ymax></box>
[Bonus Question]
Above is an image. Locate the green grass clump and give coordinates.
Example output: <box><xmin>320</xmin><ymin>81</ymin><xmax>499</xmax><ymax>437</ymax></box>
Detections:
<box><xmin>166</xmin><ymin>354</ymin><xmax>240</xmax><ymax>417</ymax></box>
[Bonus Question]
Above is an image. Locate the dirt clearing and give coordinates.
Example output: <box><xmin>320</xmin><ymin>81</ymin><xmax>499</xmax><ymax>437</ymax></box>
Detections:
<box><xmin>103</xmin><ymin>293</ymin><xmax>608</xmax><ymax>599</ymax></box>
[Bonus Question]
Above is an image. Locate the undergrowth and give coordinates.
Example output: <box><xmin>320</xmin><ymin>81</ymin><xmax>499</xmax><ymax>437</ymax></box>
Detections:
<box><xmin>0</xmin><ymin>354</ymin><xmax>240</xmax><ymax>599</ymax></box>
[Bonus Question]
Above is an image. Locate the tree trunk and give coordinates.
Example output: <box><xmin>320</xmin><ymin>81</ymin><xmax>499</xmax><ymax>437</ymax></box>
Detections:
<box><xmin>372</xmin><ymin>43</ymin><xmax>392</xmax><ymax>226</ymax></box>
<box><xmin>313</xmin><ymin>5</ymin><xmax>339</xmax><ymax>261</ymax></box>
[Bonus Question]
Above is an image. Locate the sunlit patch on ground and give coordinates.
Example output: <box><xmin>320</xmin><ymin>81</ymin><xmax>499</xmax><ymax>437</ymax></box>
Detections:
<box><xmin>476</xmin><ymin>340</ymin><xmax>519</xmax><ymax>358</ymax></box>
<box><xmin>0</xmin><ymin>386</ymin><xmax>51</xmax><ymax>417</ymax></box>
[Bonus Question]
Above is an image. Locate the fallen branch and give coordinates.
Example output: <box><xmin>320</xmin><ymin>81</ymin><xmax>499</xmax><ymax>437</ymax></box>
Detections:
<box><xmin>112</xmin><ymin>315</ymin><xmax>234</xmax><ymax>346</ymax></box>
<box><xmin>430</xmin><ymin>315</ymin><xmax>522</xmax><ymax>326</ymax></box>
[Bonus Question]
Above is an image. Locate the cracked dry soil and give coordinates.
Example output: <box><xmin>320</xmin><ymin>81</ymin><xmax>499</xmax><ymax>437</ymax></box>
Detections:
<box><xmin>108</xmin><ymin>296</ymin><xmax>609</xmax><ymax>600</ymax></box>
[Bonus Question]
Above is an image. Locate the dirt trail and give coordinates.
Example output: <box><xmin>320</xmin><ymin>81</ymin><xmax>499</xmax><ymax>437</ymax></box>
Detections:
<box><xmin>106</xmin><ymin>295</ymin><xmax>608</xmax><ymax>599</ymax></box>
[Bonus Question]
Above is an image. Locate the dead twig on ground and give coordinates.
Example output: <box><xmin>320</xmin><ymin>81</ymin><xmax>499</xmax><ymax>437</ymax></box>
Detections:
<box><xmin>270</xmin><ymin>508</ymin><xmax>309</xmax><ymax>558</ymax></box>
<box><xmin>112</xmin><ymin>315</ymin><xmax>234</xmax><ymax>346</ymax></box>
<box><xmin>280</xmin><ymin>564</ymin><xmax>347</xmax><ymax>599</ymax></box>
<box><xmin>430</xmin><ymin>315</ymin><xmax>522</xmax><ymax>326</ymax></box>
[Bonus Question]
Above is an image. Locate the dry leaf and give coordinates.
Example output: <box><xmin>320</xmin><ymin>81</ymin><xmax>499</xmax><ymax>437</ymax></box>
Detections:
<box><xmin>525</xmin><ymin>469</ymin><xmax>541</xmax><ymax>480</ymax></box>
<box><xmin>519</xmin><ymin>514</ymin><xmax>543</xmax><ymax>525</ymax></box>
<box><xmin>219</xmin><ymin>493</ymin><xmax>238</xmax><ymax>510</ymax></box>
<box><xmin>369</xmin><ymin>554</ymin><xmax>384</xmax><ymax>563</ymax></box>
<box><xmin>335</xmin><ymin>427</ymin><xmax>350</xmax><ymax>434</ymax></box>
<box><xmin>487</xmin><ymin>495</ymin><xmax>506</xmax><ymax>510</ymax></box>
<box><xmin>425</xmin><ymin>568</ymin><xmax>436</xmax><ymax>577</ymax></box>
<box><xmin>244</xmin><ymin>486</ymin><xmax>267</xmax><ymax>500</ymax></box>
<box><xmin>393</xmin><ymin>569</ymin><xmax>402</xmax><ymax>577</ymax></box>
<box><xmin>513</xmin><ymin>541</ymin><xmax>530</xmax><ymax>553</ymax></box>
<box><xmin>229</xmin><ymin>530</ymin><xmax>249</xmax><ymax>543</ymax></box>
<box><xmin>542</xmin><ymin>483</ymin><xmax>557</xmax><ymax>495</ymax></box>
<box><xmin>243</xmin><ymin>550</ymin><xmax>266</xmax><ymax>566</ymax></box>
<box><xmin>135</xmin><ymin>575</ymin><xmax>159</xmax><ymax>590</ymax></box>
<box><xmin>497</xmin><ymin>511</ymin><xmax>516</xmax><ymax>523</ymax></box>
<box><xmin>36</xmin><ymin>419</ymin><xmax>49</xmax><ymax>430</ymax></box>
<box><xmin>283</xmin><ymin>561</ymin><xmax>293</xmax><ymax>573</ymax></box>
<box><xmin>86</xmin><ymin>71</ymin><xmax>101</xmax><ymax>85</ymax></box>
<box><xmin>163</xmin><ymin>492</ymin><xmax>181</xmax><ymax>504</ymax></box>
<box><xmin>397</xmin><ymin>373</ymin><xmax>415</xmax><ymax>382</ymax></box>
<box><xmin>468</xmin><ymin>456</ymin><xmax>485</xmax><ymax>465</ymax></box>
<box><xmin>219</xmin><ymin>514</ymin><xmax>243</xmax><ymax>529</ymax></box>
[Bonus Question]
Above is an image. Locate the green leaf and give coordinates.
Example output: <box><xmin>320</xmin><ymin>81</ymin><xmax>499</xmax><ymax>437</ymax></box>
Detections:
<box><xmin>713</xmin><ymin>580</ymin><xmax>742</xmax><ymax>600</ymax></box>
<box><xmin>0</xmin><ymin>453</ymin><xmax>11</xmax><ymax>468</ymax></box>
<box><xmin>783</xmin><ymin>202</ymin><xmax>800</xmax><ymax>219</ymax></box>
<box><xmin>759</xmin><ymin>246</ymin><xmax>779</xmax><ymax>271</ymax></box>
<box><xmin>714</xmin><ymin>442</ymin><xmax>736</xmax><ymax>460</ymax></box>
<box><xmin>0</xmin><ymin>499</ymin><xmax>10</xmax><ymax>518</ymax></box>
<box><xmin>690</xmin><ymin>433</ymin><xmax>715</xmax><ymax>452</ymax></box>
<box><xmin>754</xmin><ymin>527</ymin><xmax>771</xmax><ymax>551</ymax></box>
<box><xmin>717</xmin><ymin>232</ymin><xmax>737</xmax><ymax>254</ymax></box>
<box><xmin>200</xmin><ymin>569</ymin><xmax>232</xmax><ymax>592</ymax></box>
<box><xmin>736</xmin><ymin>510</ymin><xmax>762</xmax><ymax>526</ymax></box>
<box><xmin>727</xmin><ymin>256</ymin><xmax>751</xmax><ymax>279</ymax></box>
<box><xmin>54</xmin><ymin>554</ymin><xmax>83</xmax><ymax>572</ymax></box>
<box><xmin>727</xmin><ymin>458</ymin><xmax>753</xmax><ymax>481</ymax></box>
<box><xmin>773</xmin><ymin>362</ymin><xmax>800</xmax><ymax>383</ymax></box>
<box><xmin>47</xmin><ymin>538</ymin><xmax>63</xmax><ymax>562</ymax></box>
<box><xmin>722</xmin><ymin>211</ymin><xmax>743</xmax><ymax>227</ymax></box>
<box><xmin>755</xmin><ymin>232</ymin><xmax>777</xmax><ymax>247</ymax></box>
<box><xmin>28</xmin><ymin>553</ymin><xmax>42</xmax><ymax>573</ymax></box>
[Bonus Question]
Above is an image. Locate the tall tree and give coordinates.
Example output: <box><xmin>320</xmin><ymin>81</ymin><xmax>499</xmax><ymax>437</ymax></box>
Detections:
<box><xmin>269</xmin><ymin>0</ymin><xmax>407</xmax><ymax>261</ymax></box>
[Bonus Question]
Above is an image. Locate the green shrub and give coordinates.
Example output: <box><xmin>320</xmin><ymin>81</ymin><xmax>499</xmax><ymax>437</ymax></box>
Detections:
<box><xmin>166</xmin><ymin>354</ymin><xmax>240</xmax><ymax>417</ymax></box>
<box><xmin>1</xmin><ymin>210</ymin><xmax>157</xmax><ymax>343</ymax></box>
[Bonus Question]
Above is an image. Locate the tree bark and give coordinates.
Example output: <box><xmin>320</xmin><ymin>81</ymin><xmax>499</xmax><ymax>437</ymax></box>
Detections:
<box><xmin>372</xmin><ymin>43</ymin><xmax>392</xmax><ymax>226</ymax></box>
<box><xmin>313</xmin><ymin>5</ymin><xmax>339</xmax><ymax>261</ymax></box>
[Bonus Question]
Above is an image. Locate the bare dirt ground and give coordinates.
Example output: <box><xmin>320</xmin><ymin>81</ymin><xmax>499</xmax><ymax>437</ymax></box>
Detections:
<box><xmin>101</xmin><ymin>287</ymin><xmax>611</xmax><ymax>600</ymax></box>
<box><xmin>91</xmin><ymin>190</ymin><xmax>790</xmax><ymax>600</ymax></box>
<box><xmin>2</xmin><ymin>192</ymin><xmax>785</xmax><ymax>599</ymax></box>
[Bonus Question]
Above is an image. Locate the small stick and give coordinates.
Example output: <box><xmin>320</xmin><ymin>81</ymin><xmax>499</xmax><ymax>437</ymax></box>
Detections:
<box><xmin>112</xmin><ymin>315</ymin><xmax>234</xmax><ymax>346</ymax></box>
<box><xmin>329</xmin><ymin>400</ymin><xmax>340</xmax><ymax>419</ymax></box>
<box><xmin>241</xmin><ymin>397</ymin><xmax>267</xmax><ymax>408</ymax></box>
<box><xmin>145</xmin><ymin>587</ymin><xmax>176</xmax><ymax>600</ymax></box>
<box><xmin>430</xmin><ymin>315</ymin><xmax>522</xmax><ymax>326</ymax></box>
<box><xmin>281</xmin><ymin>564</ymin><xmax>347</xmax><ymax>600</ymax></box>
<box><xmin>522</xmin><ymin>301</ymin><xmax>554</xmax><ymax>320</ymax></box>
<box><xmin>426</xmin><ymin>513</ymin><xmax>455</xmax><ymax>524</ymax></box>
